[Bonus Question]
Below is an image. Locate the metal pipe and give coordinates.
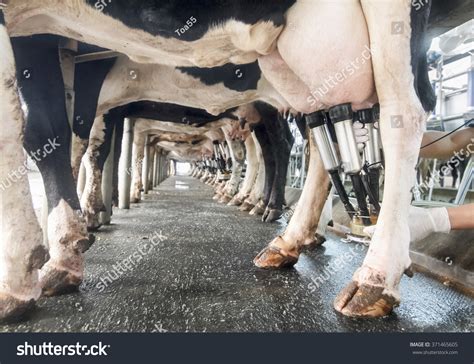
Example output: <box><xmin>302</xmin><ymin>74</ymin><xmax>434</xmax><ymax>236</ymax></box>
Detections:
<box><xmin>329</xmin><ymin>104</ymin><xmax>371</xmax><ymax>222</ymax></box>
<box><xmin>329</xmin><ymin>104</ymin><xmax>362</xmax><ymax>174</ymax></box>
<box><xmin>306</xmin><ymin>111</ymin><xmax>356</xmax><ymax>218</ymax></box>
<box><xmin>100</xmin><ymin>127</ymin><xmax>115</xmax><ymax>225</ymax></box>
<box><xmin>118</xmin><ymin>118</ymin><xmax>134</xmax><ymax>209</ymax></box>
<box><xmin>142</xmin><ymin>135</ymin><xmax>150</xmax><ymax>194</ymax></box>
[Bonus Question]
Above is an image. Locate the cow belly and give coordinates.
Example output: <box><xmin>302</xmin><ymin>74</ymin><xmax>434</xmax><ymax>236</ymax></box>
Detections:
<box><xmin>6</xmin><ymin>1</ymin><xmax>281</xmax><ymax>67</ymax></box>
<box><xmin>276</xmin><ymin>0</ymin><xmax>376</xmax><ymax>113</ymax></box>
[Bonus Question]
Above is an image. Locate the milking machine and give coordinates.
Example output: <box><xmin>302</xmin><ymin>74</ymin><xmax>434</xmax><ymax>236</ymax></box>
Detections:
<box><xmin>306</xmin><ymin>111</ymin><xmax>357</xmax><ymax>220</ymax></box>
<box><xmin>306</xmin><ymin>103</ymin><xmax>383</xmax><ymax>244</ymax></box>
<box><xmin>355</xmin><ymin>105</ymin><xmax>382</xmax><ymax>212</ymax></box>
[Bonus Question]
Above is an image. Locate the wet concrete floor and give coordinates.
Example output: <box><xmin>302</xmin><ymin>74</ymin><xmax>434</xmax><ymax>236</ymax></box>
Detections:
<box><xmin>2</xmin><ymin>176</ymin><xmax>473</xmax><ymax>333</ymax></box>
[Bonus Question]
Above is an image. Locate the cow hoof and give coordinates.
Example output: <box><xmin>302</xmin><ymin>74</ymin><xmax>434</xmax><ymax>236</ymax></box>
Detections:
<box><xmin>334</xmin><ymin>276</ymin><xmax>399</xmax><ymax>318</ymax></box>
<box><xmin>213</xmin><ymin>193</ymin><xmax>221</xmax><ymax>200</ymax></box>
<box><xmin>28</xmin><ymin>244</ymin><xmax>50</xmax><ymax>270</ymax></box>
<box><xmin>73</xmin><ymin>234</ymin><xmax>95</xmax><ymax>253</ymax></box>
<box><xmin>239</xmin><ymin>201</ymin><xmax>254</xmax><ymax>211</ymax></box>
<box><xmin>40</xmin><ymin>265</ymin><xmax>82</xmax><ymax>297</ymax></box>
<box><xmin>254</xmin><ymin>237</ymin><xmax>300</xmax><ymax>269</ymax></box>
<box><xmin>303</xmin><ymin>233</ymin><xmax>326</xmax><ymax>249</ymax></box>
<box><xmin>262</xmin><ymin>208</ymin><xmax>283</xmax><ymax>223</ymax></box>
<box><xmin>0</xmin><ymin>293</ymin><xmax>36</xmax><ymax>322</ymax></box>
<box><xmin>219</xmin><ymin>194</ymin><xmax>232</xmax><ymax>204</ymax></box>
<box><xmin>249</xmin><ymin>204</ymin><xmax>265</xmax><ymax>216</ymax></box>
<box><xmin>84</xmin><ymin>211</ymin><xmax>102</xmax><ymax>231</ymax></box>
<box><xmin>228</xmin><ymin>195</ymin><xmax>243</xmax><ymax>206</ymax></box>
<box><xmin>86</xmin><ymin>221</ymin><xmax>102</xmax><ymax>232</ymax></box>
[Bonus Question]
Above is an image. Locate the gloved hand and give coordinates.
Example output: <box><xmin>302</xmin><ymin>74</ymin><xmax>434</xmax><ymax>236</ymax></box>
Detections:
<box><xmin>352</xmin><ymin>121</ymin><xmax>369</xmax><ymax>150</ymax></box>
<box><xmin>364</xmin><ymin>205</ymin><xmax>451</xmax><ymax>243</ymax></box>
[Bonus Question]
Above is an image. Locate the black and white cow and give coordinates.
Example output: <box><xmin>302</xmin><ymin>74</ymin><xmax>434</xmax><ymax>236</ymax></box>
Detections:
<box><xmin>78</xmin><ymin>101</ymin><xmax>238</xmax><ymax>229</ymax></box>
<box><xmin>70</xmin><ymin>53</ymin><xmax>288</xmax><ymax>178</ymax></box>
<box><xmin>0</xmin><ymin>0</ymin><xmax>463</xmax><ymax>320</ymax></box>
<box><xmin>69</xmin><ymin>48</ymin><xmax>294</xmax><ymax>222</ymax></box>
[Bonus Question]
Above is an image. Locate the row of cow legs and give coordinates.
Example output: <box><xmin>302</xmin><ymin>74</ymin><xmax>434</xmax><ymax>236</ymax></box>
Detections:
<box><xmin>193</xmin><ymin>122</ymin><xmax>330</xmax><ymax>270</ymax></box>
<box><xmin>79</xmin><ymin>123</ymin><xmax>170</xmax><ymax>230</ymax></box>
<box><xmin>205</xmin><ymin>114</ymin><xmax>294</xmax><ymax>224</ymax></box>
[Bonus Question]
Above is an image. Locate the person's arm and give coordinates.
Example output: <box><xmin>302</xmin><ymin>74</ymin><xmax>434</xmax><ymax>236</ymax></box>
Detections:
<box><xmin>364</xmin><ymin>204</ymin><xmax>474</xmax><ymax>242</ymax></box>
<box><xmin>419</xmin><ymin>128</ymin><xmax>474</xmax><ymax>159</ymax></box>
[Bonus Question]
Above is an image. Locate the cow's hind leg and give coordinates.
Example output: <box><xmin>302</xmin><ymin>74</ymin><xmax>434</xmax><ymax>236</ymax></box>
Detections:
<box><xmin>220</xmin><ymin>132</ymin><xmax>245</xmax><ymax>203</ymax></box>
<box><xmin>0</xmin><ymin>12</ymin><xmax>49</xmax><ymax>320</ymax></box>
<box><xmin>254</xmin><ymin>130</ymin><xmax>330</xmax><ymax>268</ymax></box>
<box><xmin>81</xmin><ymin>110</ymin><xmax>120</xmax><ymax>230</ymax></box>
<box><xmin>229</xmin><ymin>133</ymin><xmax>258</xmax><ymax>206</ymax></box>
<box><xmin>262</xmin><ymin>111</ymin><xmax>294</xmax><ymax>222</ymax></box>
<box><xmin>241</xmin><ymin>130</ymin><xmax>265</xmax><ymax>211</ymax></box>
<box><xmin>12</xmin><ymin>35</ymin><xmax>91</xmax><ymax>296</ymax></box>
<box><xmin>334</xmin><ymin>0</ymin><xmax>429</xmax><ymax>317</ymax></box>
<box><xmin>249</xmin><ymin>122</ymin><xmax>275</xmax><ymax>216</ymax></box>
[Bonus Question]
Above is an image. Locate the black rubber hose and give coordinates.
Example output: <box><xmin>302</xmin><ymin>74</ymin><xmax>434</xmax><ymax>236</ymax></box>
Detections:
<box><xmin>329</xmin><ymin>170</ymin><xmax>356</xmax><ymax>219</ymax></box>
<box><xmin>350</xmin><ymin>174</ymin><xmax>372</xmax><ymax>226</ymax></box>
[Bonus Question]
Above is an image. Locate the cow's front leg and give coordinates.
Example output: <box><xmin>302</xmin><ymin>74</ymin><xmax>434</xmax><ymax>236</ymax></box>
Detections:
<box><xmin>81</xmin><ymin>116</ymin><xmax>106</xmax><ymax>230</ymax></box>
<box><xmin>249</xmin><ymin>122</ymin><xmax>275</xmax><ymax>216</ymax></box>
<box><xmin>254</xmin><ymin>132</ymin><xmax>330</xmax><ymax>268</ymax></box>
<box><xmin>262</xmin><ymin>113</ymin><xmax>294</xmax><ymax>223</ymax></box>
<box><xmin>229</xmin><ymin>132</ymin><xmax>258</xmax><ymax>206</ymax></box>
<box><xmin>335</xmin><ymin>0</ymin><xmax>428</xmax><ymax>317</ymax></box>
<box><xmin>11</xmin><ymin>35</ymin><xmax>91</xmax><ymax>297</ymax></box>
<box><xmin>220</xmin><ymin>136</ymin><xmax>245</xmax><ymax>203</ymax></box>
<box><xmin>0</xmin><ymin>15</ymin><xmax>49</xmax><ymax>320</ymax></box>
<box><xmin>80</xmin><ymin>111</ymin><xmax>117</xmax><ymax>230</ymax></box>
<box><xmin>241</xmin><ymin>131</ymin><xmax>265</xmax><ymax>211</ymax></box>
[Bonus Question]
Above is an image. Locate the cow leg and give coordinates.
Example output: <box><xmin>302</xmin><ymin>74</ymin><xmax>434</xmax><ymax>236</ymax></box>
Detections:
<box><xmin>254</xmin><ymin>130</ymin><xmax>330</xmax><ymax>268</ymax></box>
<box><xmin>241</xmin><ymin>130</ymin><xmax>265</xmax><ymax>211</ymax></box>
<box><xmin>249</xmin><ymin>123</ymin><xmax>274</xmax><ymax>216</ymax></box>
<box><xmin>130</xmin><ymin>131</ymin><xmax>145</xmax><ymax>203</ymax></box>
<box><xmin>229</xmin><ymin>133</ymin><xmax>258</xmax><ymax>206</ymax></box>
<box><xmin>81</xmin><ymin>110</ymin><xmax>120</xmax><ymax>230</ymax></box>
<box><xmin>262</xmin><ymin>112</ymin><xmax>294</xmax><ymax>222</ymax></box>
<box><xmin>71</xmin><ymin>57</ymin><xmax>116</xmax><ymax>182</ymax></box>
<box><xmin>334</xmin><ymin>0</ymin><xmax>428</xmax><ymax>317</ymax></box>
<box><xmin>220</xmin><ymin>133</ymin><xmax>245</xmax><ymax>203</ymax></box>
<box><xmin>11</xmin><ymin>35</ymin><xmax>90</xmax><ymax>296</ymax></box>
<box><xmin>81</xmin><ymin>116</ymin><xmax>106</xmax><ymax>230</ymax></box>
<box><xmin>0</xmin><ymin>13</ymin><xmax>49</xmax><ymax>320</ymax></box>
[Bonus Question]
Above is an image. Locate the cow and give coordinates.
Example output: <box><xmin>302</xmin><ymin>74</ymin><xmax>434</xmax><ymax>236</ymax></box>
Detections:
<box><xmin>81</xmin><ymin>100</ymin><xmax>293</xmax><ymax>227</ymax></box>
<box><xmin>79</xmin><ymin>101</ymin><xmax>238</xmax><ymax>229</ymax></box>
<box><xmin>70</xmin><ymin>51</ymin><xmax>293</xmax><ymax>223</ymax></box>
<box><xmin>71</xmin><ymin>54</ymin><xmax>289</xmax><ymax>182</ymax></box>
<box><xmin>0</xmin><ymin>0</ymin><xmax>463</xmax><ymax>321</ymax></box>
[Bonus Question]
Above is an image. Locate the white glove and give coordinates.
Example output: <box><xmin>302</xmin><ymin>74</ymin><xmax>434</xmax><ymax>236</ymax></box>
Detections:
<box><xmin>364</xmin><ymin>205</ymin><xmax>451</xmax><ymax>243</ymax></box>
<box><xmin>353</xmin><ymin>121</ymin><xmax>369</xmax><ymax>150</ymax></box>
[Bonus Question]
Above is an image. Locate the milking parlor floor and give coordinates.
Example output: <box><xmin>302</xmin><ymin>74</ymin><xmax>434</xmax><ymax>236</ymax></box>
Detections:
<box><xmin>2</xmin><ymin>176</ymin><xmax>472</xmax><ymax>333</ymax></box>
